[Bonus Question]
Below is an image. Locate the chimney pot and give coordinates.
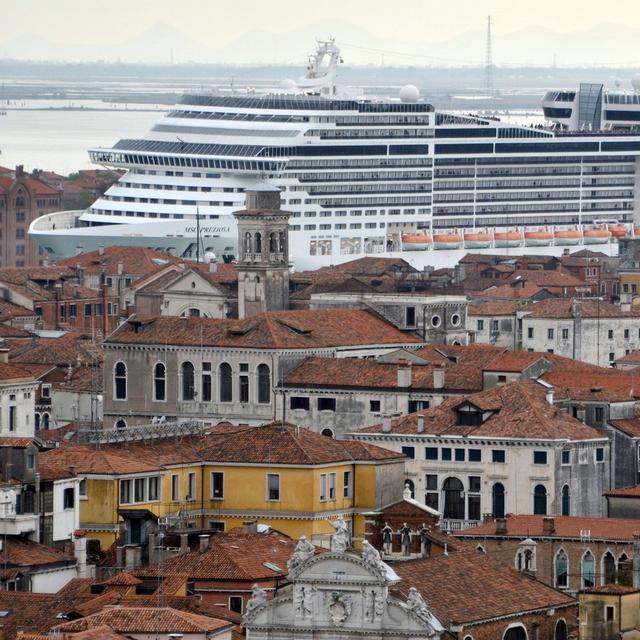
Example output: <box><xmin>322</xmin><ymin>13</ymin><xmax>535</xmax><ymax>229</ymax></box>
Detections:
<box><xmin>542</xmin><ymin>517</ymin><xmax>555</xmax><ymax>536</ymax></box>
<box><xmin>397</xmin><ymin>360</ymin><xmax>412</xmax><ymax>388</ymax></box>
<box><xmin>382</xmin><ymin>416</ymin><xmax>392</xmax><ymax>433</ymax></box>
<box><xmin>198</xmin><ymin>534</ymin><xmax>210</xmax><ymax>553</ymax></box>
<box><xmin>98</xmin><ymin>245</ymin><xmax>104</xmax><ymax>256</ymax></box>
<box><xmin>495</xmin><ymin>517</ymin><xmax>507</xmax><ymax>535</ymax></box>
<box><xmin>433</xmin><ymin>364</ymin><xmax>445</xmax><ymax>390</ymax></box>
<box><xmin>416</xmin><ymin>416</ymin><xmax>425</xmax><ymax>433</ymax></box>
<box><xmin>0</xmin><ymin>349</ymin><xmax>9</xmax><ymax>364</ymax></box>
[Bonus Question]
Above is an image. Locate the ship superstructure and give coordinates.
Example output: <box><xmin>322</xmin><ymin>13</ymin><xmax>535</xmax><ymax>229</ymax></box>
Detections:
<box><xmin>30</xmin><ymin>42</ymin><xmax>640</xmax><ymax>269</ymax></box>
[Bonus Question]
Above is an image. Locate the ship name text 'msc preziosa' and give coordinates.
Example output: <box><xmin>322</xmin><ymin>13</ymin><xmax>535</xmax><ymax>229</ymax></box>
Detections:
<box><xmin>29</xmin><ymin>41</ymin><xmax>640</xmax><ymax>269</ymax></box>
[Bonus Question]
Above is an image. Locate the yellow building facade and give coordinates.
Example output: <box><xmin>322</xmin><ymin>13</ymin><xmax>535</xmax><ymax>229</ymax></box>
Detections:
<box><xmin>579</xmin><ymin>587</ymin><xmax>640</xmax><ymax>640</ymax></box>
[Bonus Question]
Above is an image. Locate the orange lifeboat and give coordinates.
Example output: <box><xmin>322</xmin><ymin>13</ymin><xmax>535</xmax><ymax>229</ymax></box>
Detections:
<box><xmin>401</xmin><ymin>233</ymin><xmax>432</xmax><ymax>251</ymax></box>
<box><xmin>583</xmin><ymin>228</ymin><xmax>612</xmax><ymax>244</ymax></box>
<box><xmin>524</xmin><ymin>229</ymin><xmax>554</xmax><ymax>247</ymax></box>
<box><xmin>464</xmin><ymin>231</ymin><xmax>492</xmax><ymax>249</ymax></box>
<box><xmin>494</xmin><ymin>230</ymin><xmax>523</xmax><ymax>248</ymax></box>
<box><xmin>554</xmin><ymin>229</ymin><xmax>583</xmax><ymax>245</ymax></box>
<box><xmin>433</xmin><ymin>233</ymin><xmax>463</xmax><ymax>250</ymax></box>
<box><xmin>608</xmin><ymin>223</ymin><xmax>628</xmax><ymax>238</ymax></box>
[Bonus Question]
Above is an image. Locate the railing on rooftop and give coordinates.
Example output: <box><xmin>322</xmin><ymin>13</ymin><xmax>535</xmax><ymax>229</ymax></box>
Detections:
<box><xmin>440</xmin><ymin>518</ymin><xmax>481</xmax><ymax>533</ymax></box>
<box><xmin>78</xmin><ymin>419</ymin><xmax>205</xmax><ymax>445</ymax></box>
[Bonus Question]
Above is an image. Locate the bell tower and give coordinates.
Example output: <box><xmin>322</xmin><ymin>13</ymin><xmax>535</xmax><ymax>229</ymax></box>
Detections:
<box><xmin>234</xmin><ymin>188</ymin><xmax>291</xmax><ymax>319</ymax></box>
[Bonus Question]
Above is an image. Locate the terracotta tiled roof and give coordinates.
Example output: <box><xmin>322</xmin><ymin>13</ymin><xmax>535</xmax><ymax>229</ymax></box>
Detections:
<box><xmin>56</xmin><ymin>246</ymin><xmax>181</xmax><ymax>276</ymax></box>
<box><xmin>609</xmin><ymin>418</ymin><xmax>640</xmax><ymax>438</ymax></box>
<box><xmin>0</xmin><ymin>324</ymin><xmax>35</xmax><ymax>338</ymax></box>
<box><xmin>582</xmin><ymin>584</ymin><xmax>640</xmax><ymax>594</ymax></box>
<box><xmin>103</xmin><ymin>571</ymin><xmax>143</xmax><ymax>586</ymax></box>
<box><xmin>604</xmin><ymin>485</ymin><xmax>640</xmax><ymax>498</ymax></box>
<box><xmin>471</xmin><ymin>280</ymin><xmax>550</xmax><ymax>300</ymax></box>
<box><xmin>457</xmin><ymin>514</ymin><xmax>640</xmax><ymax>541</ymax></box>
<box><xmin>391</xmin><ymin>551</ymin><xmax>575</xmax><ymax>625</ymax></box>
<box><xmin>523</xmin><ymin>298</ymin><xmax>640</xmax><ymax>319</ymax></box>
<box><xmin>0</xmin><ymin>537</ymin><xmax>75</xmax><ymax>567</ymax></box>
<box><xmin>615</xmin><ymin>350</ymin><xmax>640</xmax><ymax>365</ymax></box>
<box><xmin>541</xmin><ymin>369</ymin><xmax>640</xmax><ymax>402</ymax></box>
<box><xmin>141</xmin><ymin>530</ymin><xmax>319</xmax><ymax>581</ymax></box>
<box><xmin>507</xmin><ymin>268</ymin><xmax>586</xmax><ymax>288</ymax></box>
<box><xmin>0</xmin><ymin>360</ymin><xmax>36</xmax><ymax>382</ymax></box>
<box><xmin>0</xmin><ymin>437</ymin><xmax>38</xmax><ymax>448</ymax></box>
<box><xmin>357</xmin><ymin>380</ymin><xmax>604</xmax><ymax>441</ymax></box>
<box><xmin>106</xmin><ymin>310</ymin><xmax>420</xmax><ymax>349</ymax></box>
<box><xmin>53</xmin><ymin>607</ymin><xmax>232</xmax><ymax>634</ymax></box>
<box><xmin>482</xmin><ymin>351</ymin><xmax>548</xmax><ymax>372</ymax></box>
<box><xmin>39</xmin><ymin>422</ymin><xmax>403</xmax><ymax>478</ymax></box>
<box><xmin>468</xmin><ymin>301</ymin><xmax>522</xmax><ymax>316</ymax></box>
<box><xmin>0</xmin><ymin>300</ymin><xmax>36</xmax><ymax>320</ymax></box>
<box><xmin>10</xmin><ymin>334</ymin><xmax>102</xmax><ymax>367</ymax></box>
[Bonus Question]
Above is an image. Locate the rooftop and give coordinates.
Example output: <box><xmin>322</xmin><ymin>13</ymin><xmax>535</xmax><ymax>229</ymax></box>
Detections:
<box><xmin>357</xmin><ymin>380</ymin><xmax>605</xmax><ymax>441</ymax></box>
<box><xmin>56</xmin><ymin>246</ymin><xmax>181</xmax><ymax>276</ymax></box>
<box><xmin>392</xmin><ymin>550</ymin><xmax>575</xmax><ymax>625</ymax></box>
<box><xmin>457</xmin><ymin>514</ymin><xmax>640</xmax><ymax>541</ymax></box>
<box><xmin>106</xmin><ymin>309</ymin><xmax>420</xmax><ymax>350</ymax></box>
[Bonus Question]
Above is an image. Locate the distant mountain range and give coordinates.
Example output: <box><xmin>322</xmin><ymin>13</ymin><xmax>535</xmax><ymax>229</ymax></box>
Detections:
<box><xmin>2</xmin><ymin>20</ymin><xmax>640</xmax><ymax>67</ymax></box>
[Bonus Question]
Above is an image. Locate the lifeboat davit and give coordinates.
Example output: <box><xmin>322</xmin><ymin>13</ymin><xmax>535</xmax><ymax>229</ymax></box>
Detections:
<box><xmin>494</xmin><ymin>230</ymin><xmax>523</xmax><ymax>248</ymax></box>
<box><xmin>524</xmin><ymin>229</ymin><xmax>554</xmax><ymax>247</ymax></box>
<box><xmin>401</xmin><ymin>233</ymin><xmax>432</xmax><ymax>251</ymax></box>
<box><xmin>554</xmin><ymin>229</ymin><xmax>582</xmax><ymax>245</ymax></box>
<box><xmin>608</xmin><ymin>223</ymin><xmax>628</xmax><ymax>238</ymax></box>
<box><xmin>464</xmin><ymin>231</ymin><xmax>492</xmax><ymax>249</ymax></box>
<box><xmin>433</xmin><ymin>233</ymin><xmax>463</xmax><ymax>250</ymax></box>
<box><xmin>583</xmin><ymin>228</ymin><xmax>612</xmax><ymax>244</ymax></box>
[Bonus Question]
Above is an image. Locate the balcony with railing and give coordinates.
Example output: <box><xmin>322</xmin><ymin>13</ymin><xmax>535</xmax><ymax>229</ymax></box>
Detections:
<box><xmin>440</xmin><ymin>519</ymin><xmax>481</xmax><ymax>533</ymax></box>
<box><xmin>0</xmin><ymin>488</ymin><xmax>38</xmax><ymax>536</ymax></box>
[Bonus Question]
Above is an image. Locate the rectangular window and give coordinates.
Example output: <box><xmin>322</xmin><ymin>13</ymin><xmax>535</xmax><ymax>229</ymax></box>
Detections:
<box><xmin>120</xmin><ymin>479</ymin><xmax>131</xmax><ymax>504</ymax></box>
<box><xmin>134</xmin><ymin>477</ymin><xmax>145</xmax><ymax>502</ymax></box>
<box><xmin>202</xmin><ymin>363</ymin><xmax>212</xmax><ymax>402</ymax></box>
<box><xmin>425</xmin><ymin>447</ymin><xmax>438</xmax><ymax>461</ymax></box>
<box><xmin>239</xmin><ymin>364</ymin><xmax>249</xmax><ymax>403</ymax></box>
<box><xmin>441</xmin><ymin>447</ymin><xmax>452</xmax><ymax>461</ymax></box>
<box><xmin>84</xmin><ymin>303</ymin><xmax>92</xmax><ymax>317</ymax></box>
<box><xmin>317</xmin><ymin>397</ymin><xmax>336</xmax><ymax>411</ymax></box>
<box><xmin>211</xmin><ymin>472</ymin><xmax>224</xmax><ymax>499</ymax></box>
<box><xmin>290</xmin><ymin>396</ymin><xmax>310</xmax><ymax>410</ymax></box>
<box><xmin>477</xmin><ymin>319</ymin><xmax>484</xmax><ymax>331</ymax></box>
<box><xmin>95</xmin><ymin>303</ymin><xmax>103</xmax><ymax>316</ymax></box>
<box><xmin>595</xmin><ymin>407</ymin><xmax>604</xmax><ymax>422</ymax></box>
<box><xmin>148</xmin><ymin>476</ymin><xmax>159</xmax><ymax>501</ymax></box>
<box><xmin>267</xmin><ymin>474</ymin><xmax>280</xmax><ymax>501</ymax></box>
<box><xmin>492</xmin><ymin>449</ymin><xmax>506</xmax><ymax>463</ymax></box>
<box><xmin>343</xmin><ymin>471</ymin><xmax>352</xmax><ymax>498</ymax></box>
<box><xmin>527</xmin><ymin>327</ymin><xmax>534</xmax><ymax>339</ymax></box>
<box><xmin>369</xmin><ymin>400</ymin><xmax>381</xmax><ymax>412</ymax></box>
<box><xmin>329</xmin><ymin>473</ymin><xmax>336</xmax><ymax>500</ymax></box>
<box><xmin>425</xmin><ymin>474</ymin><xmax>438</xmax><ymax>510</ymax></box>
<box><xmin>401</xmin><ymin>446</ymin><xmax>415</xmax><ymax>460</ymax></box>
<box><xmin>171</xmin><ymin>474</ymin><xmax>179</xmax><ymax>501</ymax></box>
<box><xmin>454</xmin><ymin>448</ymin><xmax>465</xmax><ymax>462</ymax></box>
<box><xmin>609</xmin><ymin>352</ymin><xmax>615</xmax><ymax>363</ymax></box>
<box><xmin>229</xmin><ymin>596</ymin><xmax>243</xmax><ymax>614</ymax></box>
<box><xmin>9</xmin><ymin>406</ymin><xmax>15</xmax><ymax>432</ymax></box>
<box><xmin>608</xmin><ymin>329</ymin><xmax>614</xmax><ymax>340</ymax></box>
<box><xmin>562</xmin><ymin>328</ymin><xmax>569</xmax><ymax>340</ymax></box>
<box><xmin>187</xmin><ymin>472</ymin><xmax>196</xmax><ymax>500</ymax></box>
<box><xmin>468</xmin><ymin>449</ymin><xmax>482</xmax><ymax>462</ymax></box>
<box><xmin>606</xmin><ymin>605</ymin><xmax>615</xmax><ymax>622</ymax></box>
<box><xmin>63</xmin><ymin>487</ymin><xmax>75</xmax><ymax>509</ymax></box>
<box><xmin>596</xmin><ymin>447</ymin><xmax>605</xmax><ymax>463</ymax></box>
<box><xmin>69</xmin><ymin>304</ymin><xmax>77</xmax><ymax>318</ymax></box>
<box><xmin>491</xmin><ymin>319</ymin><xmax>499</xmax><ymax>332</ymax></box>
<box><xmin>320</xmin><ymin>473</ymin><xmax>327</xmax><ymax>501</ymax></box>
<box><xmin>625</xmin><ymin>329</ymin><xmax>630</xmax><ymax>339</ymax></box>
<box><xmin>533</xmin><ymin>450</ymin><xmax>548</xmax><ymax>465</ymax></box>
<box><xmin>78</xmin><ymin>478</ymin><xmax>87</xmax><ymax>497</ymax></box>
<box><xmin>547</xmin><ymin>328</ymin><xmax>554</xmax><ymax>339</ymax></box>
<box><xmin>405</xmin><ymin>306</ymin><xmax>416</xmax><ymax>326</ymax></box>
<box><xmin>561</xmin><ymin>450</ymin><xmax>571</xmax><ymax>465</ymax></box>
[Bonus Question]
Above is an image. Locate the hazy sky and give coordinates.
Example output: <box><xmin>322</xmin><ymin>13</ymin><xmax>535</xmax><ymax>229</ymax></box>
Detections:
<box><xmin>4</xmin><ymin>0</ymin><xmax>640</xmax><ymax>65</ymax></box>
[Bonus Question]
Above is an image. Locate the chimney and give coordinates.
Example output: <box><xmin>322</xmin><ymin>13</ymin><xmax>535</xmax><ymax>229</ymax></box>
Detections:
<box><xmin>179</xmin><ymin>533</ymin><xmax>189</xmax><ymax>555</ymax></box>
<box><xmin>198</xmin><ymin>535</ymin><xmax>210</xmax><ymax>553</ymax></box>
<box><xmin>117</xmin><ymin>261</ymin><xmax>124</xmax><ymax>276</ymax></box>
<box><xmin>546</xmin><ymin>389</ymin><xmax>554</xmax><ymax>405</ymax></box>
<box><xmin>242</xmin><ymin>520</ymin><xmax>258</xmax><ymax>534</ymax></box>
<box><xmin>495</xmin><ymin>518</ymin><xmax>507</xmax><ymax>535</ymax></box>
<box><xmin>397</xmin><ymin>360</ymin><xmax>412</xmax><ymax>388</ymax></box>
<box><xmin>382</xmin><ymin>416</ymin><xmax>392</xmax><ymax>433</ymax></box>
<box><xmin>542</xmin><ymin>517</ymin><xmax>555</xmax><ymax>536</ymax></box>
<box><xmin>42</xmin><ymin>258</ymin><xmax>49</xmax><ymax>267</ymax></box>
<box><xmin>433</xmin><ymin>364</ymin><xmax>445</xmax><ymax>390</ymax></box>
<box><xmin>209</xmin><ymin>260</ymin><xmax>218</xmax><ymax>273</ymax></box>
<box><xmin>98</xmin><ymin>245</ymin><xmax>104</xmax><ymax>256</ymax></box>
<box><xmin>416</xmin><ymin>416</ymin><xmax>425</xmax><ymax>433</ymax></box>
<box><xmin>0</xmin><ymin>349</ymin><xmax>8</xmax><ymax>364</ymax></box>
<box><xmin>75</xmin><ymin>246</ymin><xmax>83</xmax><ymax>256</ymax></box>
<box><xmin>633</xmin><ymin>534</ymin><xmax>640</xmax><ymax>588</ymax></box>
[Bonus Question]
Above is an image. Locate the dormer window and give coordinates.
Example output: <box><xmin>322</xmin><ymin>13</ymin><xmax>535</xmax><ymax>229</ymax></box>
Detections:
<box><xmin>456</xmin><ymin>403</ymin><xmax>483</xmax><ymax>426</ymax></box>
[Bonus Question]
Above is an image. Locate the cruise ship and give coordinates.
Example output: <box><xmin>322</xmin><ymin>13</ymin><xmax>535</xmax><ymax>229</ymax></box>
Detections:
<box><xmin>30</xmin><ymin>41</ymin><xmax>640</xmax><ymax>270</ymax></box>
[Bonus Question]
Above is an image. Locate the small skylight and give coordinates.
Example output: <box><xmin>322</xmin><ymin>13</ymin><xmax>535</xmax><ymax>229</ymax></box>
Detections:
<box><xmin>0</xmin><ymin>610</ymin><xmax>9</xmax><ymax>617</ymax></box>
<box><xmin>263</xmin><ymin>562</ymin><xmax>283</xmax><ymax>573</ymax></box>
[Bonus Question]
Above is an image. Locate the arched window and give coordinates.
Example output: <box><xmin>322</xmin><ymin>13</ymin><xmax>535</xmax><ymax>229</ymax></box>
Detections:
<box><xmin>533</xmin><ymin>484</ymin><xmax>547</xmax><ymax>515</ymax></box>
<box><xmin>219</xmin><ymin>363</ymin><xmax>232</xmax><ymax>402</ymax></box>
<box><xmin>154</xmin><ymin>363</ymin><xmax>166</xmax><ymax>401</ymax></box>
<box><xmin>321</xmin><ymin>428</ymin><xmax>334</xmax><ymax>438</ymax></box>
<box><xmin>503</xmin><ymin>625</ymin><xmax>528</xmax><ymax>640</ymax></box>
<box><xmin>269</xmin><ymin>232</ymin><xmax>277</xmax><ymax>253</ymax></box>
<box><xmin>181</xmin><ymin>362</ymin><xmax>195</xmax><ymax>401</ymax></box>
<box><xmin>188</xmin><ymin>308</ymin><xmax>201</xmax><ymax>317</ymax></box>
<box><xmin>254</xmin><ymin>232</ymin><xmax>261</xmax><ymax>254</ymax></box>
<box><xmin>114</xmin><ymin>362</ymin><xmax>127</xmax><ymax>400</ymax></box>
<box><xmin>442</xmin><ymin>477</ymin><xmax>464</xmax><ymax>520</ymax></box>
<box><xmin>42</xmin><ymin>413</ymin><xmax>50</xmax><ymax>429</ymax></box>
<box><xmin>244</xmin><ymin>232</ymin><xmax>252</xmax><ymax>254</ymax></box>
<box><xmin>115</xmin><ymin>419</ymin><xmax>127</xmax><ymax>430</ymax></box>
<box><xmin>561</xmin><ymin>484</ymin><xmax>570</xmax><ymax>516</ymax></box>
<box><xmin>492</xmin><ymin>482</ymin><xmax>505</xmax><ymax>518</ymax></box>
<box><xmin>555</xmin><ymin>549</ymin><xmax>568</xmax><ymax>588</ymax></box>
<box><xmin>34</xmin><ymin>413</ymin><xmax>40</xmax><ymax>430</ymax></box>
<box><xmin>555</xmin><ymin>619</ymin><xmax>568</xmax><ymax>640</ymax></box>
<box><xmin>257</xmin><ymin>364</ymin><xmax>271</xmax><ymax>404</ymax></box>
<box><xmin>278</xmin><ymin>231</ymin><xmax>286</xmax><ymax>254</ymax></box>
<box><xmin>582</xmin><ymin>550</ymin><xmax>596</xmax><ymax>588</ymax></box>
<box><xmin>603</xmin><ymin>551</ymin><xmax>616</xmax><ymax>584</ymax></box>
<box><xmin>618</xmin><ymin>553</ymin><xmax>631</xmax><ymax>585</ymax></box>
